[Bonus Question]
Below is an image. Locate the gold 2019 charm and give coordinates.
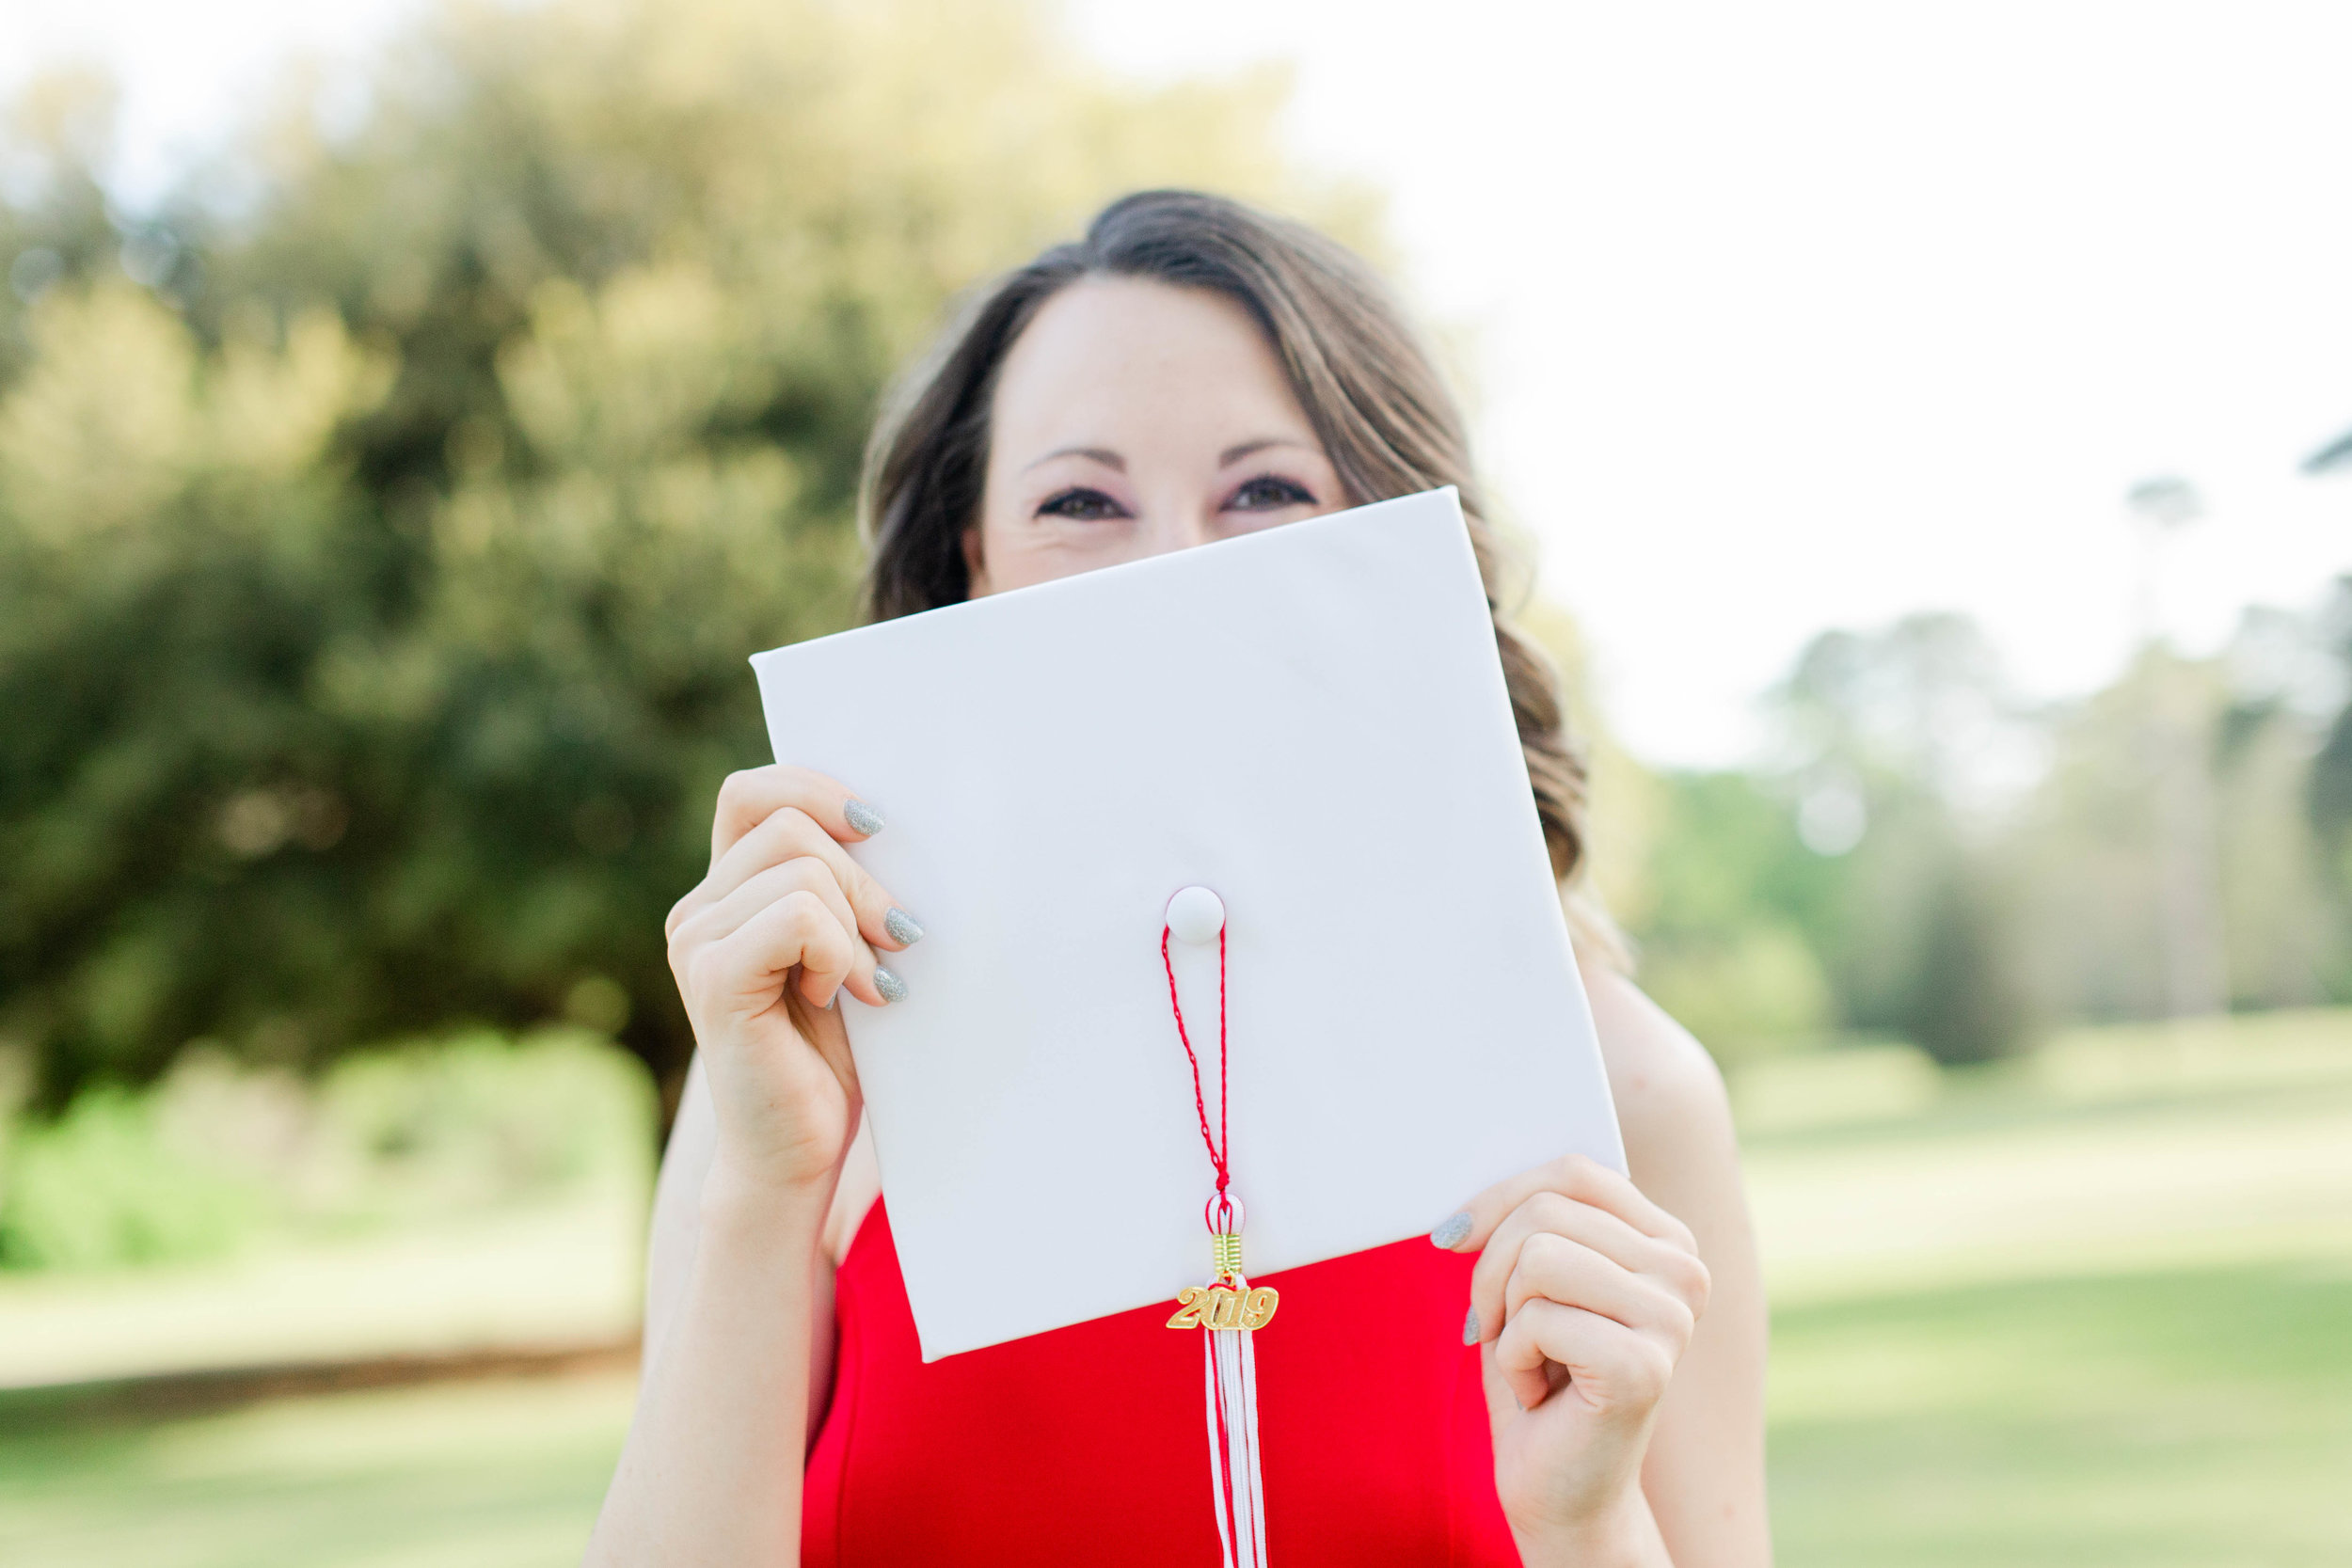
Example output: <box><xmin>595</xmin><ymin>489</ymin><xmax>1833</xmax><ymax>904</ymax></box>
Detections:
<box><xmin>1167</xmin><ymin>1284</ymin><xmax>1279</xmax><ymax>1331</ymax></box>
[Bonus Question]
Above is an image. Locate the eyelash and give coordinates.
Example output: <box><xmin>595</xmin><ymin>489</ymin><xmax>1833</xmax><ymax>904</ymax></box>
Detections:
<box><xmin>1032</xmin><ymin>473</ymin><xmax>1318</xmax><ymax>522</ymax></box>
<box><xmin>1227</xmin><ymin>474</ymin><xmax>1316</xmax><ymax>512</ymax></box>
<box><xmin>1036</xmin><ymin>487</ymin><xmax>1128</xmax><ymax>521</ymax></box>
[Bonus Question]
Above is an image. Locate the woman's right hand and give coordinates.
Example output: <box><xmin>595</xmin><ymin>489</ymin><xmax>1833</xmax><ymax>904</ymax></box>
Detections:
<box><xmin>664</xmin><ymin>766</ymin><xmax>919</xmax><ymax>1197</ymax></box>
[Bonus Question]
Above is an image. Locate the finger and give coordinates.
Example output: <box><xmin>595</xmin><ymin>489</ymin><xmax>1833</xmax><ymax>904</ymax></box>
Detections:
<box><xmin>708</xmin><ymin>766</ymin><xmax>883</xmax><ymax>865</ymax></box>
<box><xmin>673</xmin><ymin>805</ymin><xmax>849</xmax><ymax>937</ymax></box>
<box><xmin>784</xmin><ymin>980</ymin><xmax>862</xmax><ymax>1113</ymax></box>
<box><xmin>674</xmin><ymin>857</ymin><xmax>887</xmax><ymax>1006</ymax></box>
<box><xmin>1467</xmin><ymin>1192</ymin><xmax>1709</xmax><ymax>1347</ymax></box>
<box><xmin>1489</xmin><ymin>1298</ymin><xmax>1675</xmax><ymax>1417</ymax></box>
<box><xmin>679</xmin><ymin>856</ymin><xmax>860</xmax><ymax>953</ymax></box>
<box><xmin>1436</xmin><ymin>1153</ymin><xmax>1695</xmax><ymax>1257</ymax></box>
<box><xmin>1499</xmin><ymin>1232</ymin><xmax>1697</xmax><ymax>1354</ymax></box>
<box><xmin>672</xmin><ymin>805</ymin><xmax>916</xmax><ymax>954</ymax></box>
<box><xmin>712</xmin><ymin>808</ymin><xmax>911</xmax><ymax>950</ymax></box>
<box><xmin>690</xmin><ymin>888</ymin><xmax>858</xmax><ymax>1014</ymax></box>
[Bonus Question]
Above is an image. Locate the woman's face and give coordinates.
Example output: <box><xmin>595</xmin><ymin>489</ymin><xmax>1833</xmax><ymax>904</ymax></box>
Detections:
<box><xmin>967</xmin><ymin>276</ymin><xmax>1347</xmax><ymax>596</ymax></box>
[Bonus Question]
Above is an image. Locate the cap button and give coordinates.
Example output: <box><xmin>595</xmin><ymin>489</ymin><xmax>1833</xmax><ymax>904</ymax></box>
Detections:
<box><xmin>1166</xmin><ymin>885</ymin><xmax>1226</xmax><ymax>945</ymax></box>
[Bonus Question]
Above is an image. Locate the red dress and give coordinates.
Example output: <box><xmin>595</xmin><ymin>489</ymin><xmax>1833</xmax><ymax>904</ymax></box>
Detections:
<box><xmin>802</xmin><ymin>1199</ymin><xmax>1524</xmax><ymax>1565</ymax></box>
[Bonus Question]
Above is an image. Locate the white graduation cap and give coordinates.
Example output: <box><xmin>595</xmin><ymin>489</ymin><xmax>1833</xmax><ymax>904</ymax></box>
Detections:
<box><xmin>751</xmin><ymin>486</ymin><xmax>1622</xmax><ymax>1365</ymax></box>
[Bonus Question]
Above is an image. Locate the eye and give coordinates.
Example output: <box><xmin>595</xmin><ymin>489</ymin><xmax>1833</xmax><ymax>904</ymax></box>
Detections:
<box><xmin>1226</xmin><ymin>474</ymin><xmax>1317</xmax><ymax>513</ymax></box>
<box><xmin>1036</xmin><ymin>486</ymin><xmax>1129</xmax><ymax>522</ymax></box>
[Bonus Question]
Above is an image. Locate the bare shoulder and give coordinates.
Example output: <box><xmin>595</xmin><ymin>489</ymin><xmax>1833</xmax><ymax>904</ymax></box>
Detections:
<box><xmin>1579</xmin><ymin>958</ymin><xmax>1739</xmax><ymax>1193</ymax></box>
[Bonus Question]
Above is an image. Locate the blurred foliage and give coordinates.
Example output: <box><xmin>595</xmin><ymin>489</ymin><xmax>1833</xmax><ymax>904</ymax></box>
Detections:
<box><xmin>1615</xmin><ymin>595</ymin><xmax>2352</xmax><ymax>1066</ymax></box>
<box><xmin>1</xmin><ymin>0</ymin><xmax>2343</xmax><ymax>1119</ymax></box>
<box><xmin>0</xmin><ymin>1084</ymin><xmax>262</xmax><ymax>1270</ymax></box>
<box><xmin>1618</xmin><ymin>615</ymin><xmax>2039</xmax><ymax>1065</ymax></box>
<box><xmin>1628</xmin><ymin>772</ymin><xmax>1838</xmax><ymax>1061</ymax></box>
<box><xmin>0</xmin><ymin>1027</ymin><xmax>652</xmax><ymax>1272</ymax></box>
<box><xmin>0</xmin><ymin>0</ymin><xmax>1364</xmax><ymax>1109</ymax></box>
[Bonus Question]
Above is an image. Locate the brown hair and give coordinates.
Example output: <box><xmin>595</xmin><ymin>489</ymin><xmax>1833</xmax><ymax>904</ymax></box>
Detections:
<box><xmin>860</xmin><ymin>190</ymin><xmax>1622</xmax><ymax>962</ymax></box>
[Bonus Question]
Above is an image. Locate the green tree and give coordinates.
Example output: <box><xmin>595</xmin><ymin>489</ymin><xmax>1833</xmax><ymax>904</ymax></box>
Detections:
<box><xmin>1761</xmin><ymin>613</ymin><xmax>2038</xmax><ymax>1064</ymax></box>
<box><xmin>2304</xmin><ymin>579</ymin><xmax>2352</xmax><ymax>990</ymax></box>
<box><xmin>2215</xmin><ymin>606</ymin><xmax>2343</xmax><ymax>1006</ymax></box>
<box><xmin>0</xmin><ymin>0</ymin><xmax>1362</xmax><ymax>1111</ymax></box>
<box><xmin>1629</xmin><ymin>771</ymin><xmax>1839</xmax><ymax>1062</ymax></box>
<box><xmin>1898</xmin><ymin>861</ymin><xmax>2030</xmax><ymax>1066</ymax></box>
<box><xmin>0</xmin><ymin>69</ymin><xmax>127</xmax><ymax>384</ymax></box>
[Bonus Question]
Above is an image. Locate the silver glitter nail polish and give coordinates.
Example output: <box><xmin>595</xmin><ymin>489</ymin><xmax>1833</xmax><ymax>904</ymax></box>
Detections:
<box><xmin>844</xmin><ymin>798</ymin><xmax>885</xmax><ymax>836</ymax></box>
<box><xmin>1463</xmin><ymin>1307</ymin><xmax>1480</xmax><ymax>1346</ymax></box>
<box><xmin>872</xmin><ymin>965</ymin><xmax>908</xmax><ymax>1004</ymax></box>
<box><xmin>884</xmin><ymin>907</ymin><xmax>925</xmax><ymax>945</ymax></box>
<box><xmin>1430</xmin><ymin>1212</ymin><xmax>1472</xmax><ymax>1250</ymax></box>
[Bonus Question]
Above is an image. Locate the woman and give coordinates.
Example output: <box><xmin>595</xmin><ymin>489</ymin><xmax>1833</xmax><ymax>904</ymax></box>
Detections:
<box><xmin>587</xmin><ymin>191</ymin><xmax>1769</xmax><ymax>1567</ymax></box>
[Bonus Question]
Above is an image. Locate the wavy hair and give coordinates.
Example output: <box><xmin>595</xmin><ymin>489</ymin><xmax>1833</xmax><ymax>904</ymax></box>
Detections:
<box><xmin>859</xmin><ymin>190</ymin><xmax>1623</xmax><ymax>964</ymax></box>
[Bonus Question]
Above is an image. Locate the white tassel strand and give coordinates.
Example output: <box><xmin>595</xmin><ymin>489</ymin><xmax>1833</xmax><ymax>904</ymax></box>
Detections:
<box><xmin>1200</xmin><ymin>1269</ymin><xmax>1268</xmax><ymax>1568</ymax></box>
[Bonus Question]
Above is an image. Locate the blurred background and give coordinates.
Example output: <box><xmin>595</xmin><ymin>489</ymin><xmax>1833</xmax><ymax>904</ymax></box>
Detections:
<box><xmin>2</xmin><ymin>1</ymin><xmax>2347</xmax><ymax>1563</ymax></box>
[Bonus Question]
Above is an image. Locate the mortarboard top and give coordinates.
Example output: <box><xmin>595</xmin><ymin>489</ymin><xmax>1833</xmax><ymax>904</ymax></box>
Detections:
<box><xmin>752</xmin><ymin>487</ymin><xmax>1622</xmax><ymax>1360</ymax></box>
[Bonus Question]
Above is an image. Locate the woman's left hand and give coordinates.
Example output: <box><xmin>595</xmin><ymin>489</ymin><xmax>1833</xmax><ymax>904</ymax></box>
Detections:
<box><xmin>1436</xmin><ymin>1153</ymin><xmax>1712</xmax><ymax>1565</ymax></box>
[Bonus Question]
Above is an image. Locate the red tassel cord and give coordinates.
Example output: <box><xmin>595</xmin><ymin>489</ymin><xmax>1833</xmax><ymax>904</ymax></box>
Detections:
<box><xmin>1163</xmin><ymin>905</ymin><xmax>1271</xmax><ymax>1568</ymax></box>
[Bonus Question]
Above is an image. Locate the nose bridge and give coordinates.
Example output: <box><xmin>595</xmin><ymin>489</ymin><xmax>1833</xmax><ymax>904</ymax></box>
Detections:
<box><xmin>1142</xmin><ymin>493</ymin><xmax>1218</xmax><ymax>558</ymax></box>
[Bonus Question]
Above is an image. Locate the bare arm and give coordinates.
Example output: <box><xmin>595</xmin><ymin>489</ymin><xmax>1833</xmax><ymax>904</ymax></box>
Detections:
<box><xmin>586</xmin><ymin>1150</ymin><xmax>833</xmax><ymax>1567</ymax></box>
<box><xmin>641</xmin><ymin>1055</ymin><xmax>719</xmax><ymax>1374</ymax></box>
<box><xmin>584</xmin><ymin>767</ymin><xmax>918</xmax><ymax>1567</ymax></box>
<box><xmin>639</xmin><ymin>1060</ymin><xmax>850</xmax><ymax>1453</ymax></box>
<box><xmin>1592</xmin><ymin>965</ymin><xmax>1772</xmax><ymax>1567</ymax></box>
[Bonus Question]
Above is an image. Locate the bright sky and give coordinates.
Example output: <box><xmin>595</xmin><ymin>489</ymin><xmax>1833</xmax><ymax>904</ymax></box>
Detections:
<box><xmin>9</xmin><ymin>0</ymin><xmax>2352</xmax><ymax>765</ymax></box>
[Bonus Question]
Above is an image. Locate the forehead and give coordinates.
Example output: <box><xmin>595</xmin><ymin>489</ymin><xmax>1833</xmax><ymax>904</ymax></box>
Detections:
<box><xmin>989</xmin><ymin>276</ymin><xmax>1309</xmax><ymax>449</ymax></box>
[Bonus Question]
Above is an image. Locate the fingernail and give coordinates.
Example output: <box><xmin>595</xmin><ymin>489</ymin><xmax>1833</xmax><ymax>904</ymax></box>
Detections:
<box><xmin>844</xmin><ymin>799</ymin><xmax>885</xmax><ymax>836</ymax></box>
<box><xmin>872</xmin><ymin>965</ymin><xmax>908</xmax><ymax>1004</ymax></box>
<box><xmin>884</xmin><ymin>907</ymin><xmax>925</xmax><ymax>945</ymax></box>
<box><xmin>1462</xmin><ymin>1306</ymin><xmax>1480</xmax><ymax>1345</ymax></box>
<box><xmin>1430</xmin><ymin>1212</ymin><xmax>1472</xmax><ymax>1250</ymax></box>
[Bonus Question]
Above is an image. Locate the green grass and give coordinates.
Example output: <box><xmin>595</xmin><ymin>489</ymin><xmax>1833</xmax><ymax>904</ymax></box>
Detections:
<box><xmin>1755</xmin><ymin>1010</ymin><xmax>2352</xmax><ymax>1565</ymax></box>
<box><xmin>0</xmin><ymin>1373</ymin><xmax>638</xmax><ymax>1568</ymax></box>
<box><xmin>1</xmin><ymin>1010</ymin><xmax>2348</xmax><ymax>1566</ymax></box>
<box><xmin>1772</xmin><ymin>1262</ymin><xmax>2352</xmax><ymax>1565</ymax></box>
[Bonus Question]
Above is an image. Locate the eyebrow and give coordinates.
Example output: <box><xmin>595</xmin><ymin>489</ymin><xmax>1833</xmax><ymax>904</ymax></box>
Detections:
<box><xmin>1020</xmin><ymin>437</ymin><xmax>1317</xmax><ymax>475</ymax></box>
<box><xmin>1024</xmin><ymin>446</ymin><xmax>1124</xmax><ymax>473</ymax></box>
<box><xmin>1219</xmin><ymin>437</ymin><xmax>1313</xmax><ymax>467</ymax></box>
